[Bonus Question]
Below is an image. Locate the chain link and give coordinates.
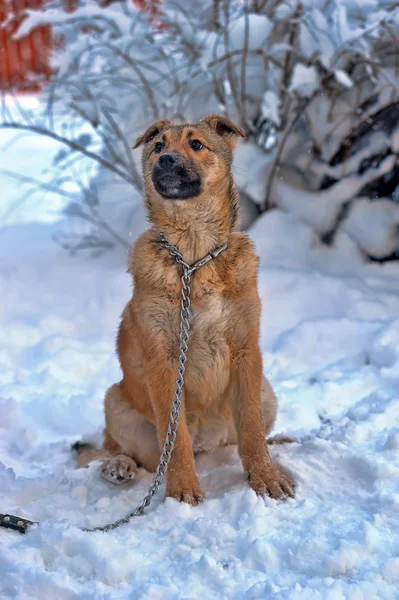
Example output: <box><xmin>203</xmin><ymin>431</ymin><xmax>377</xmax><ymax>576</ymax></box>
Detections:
<box><xmin>85</xmin><ymin>232</ymin><xmax>227</xmax><ymax>533</ymax></box>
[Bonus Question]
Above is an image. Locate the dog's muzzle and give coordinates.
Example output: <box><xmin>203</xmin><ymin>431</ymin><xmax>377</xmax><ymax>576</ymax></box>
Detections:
<box><xmin>152</xmin><ymin>154</ymin><xmax>201</xmax><ymax>200</ymax></box>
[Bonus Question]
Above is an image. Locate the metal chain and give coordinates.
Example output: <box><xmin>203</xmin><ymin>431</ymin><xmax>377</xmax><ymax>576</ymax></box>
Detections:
<box><xmin>85</xmin><ymin>232</ymin><xmax>227</xmax><ymax>533</ymax></box>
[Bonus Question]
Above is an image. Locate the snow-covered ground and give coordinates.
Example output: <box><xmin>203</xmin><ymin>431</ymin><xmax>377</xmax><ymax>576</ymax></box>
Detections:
<box><xmin>1</xmin><ymin>107</ymin><xmax>399</xmax><ymax>600</ymax></box>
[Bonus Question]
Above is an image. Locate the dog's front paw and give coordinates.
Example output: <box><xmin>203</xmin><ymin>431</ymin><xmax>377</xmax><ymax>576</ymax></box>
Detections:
<box><xmin>166</xmin><ymin>478</ymin><xmax>204</xmax><ymax>505</ymax></box>
<box><xmin>101</xmin><ymin>455</ymin><xmax>137</xmax><ymax>484</ymax></box>
<box><xmin>247</xmin><ymin>463</ymin><xmax>294</xmax><ymax>500</ymax></box>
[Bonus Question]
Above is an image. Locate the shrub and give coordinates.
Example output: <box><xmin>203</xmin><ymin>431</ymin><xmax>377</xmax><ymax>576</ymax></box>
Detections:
<box><xmin>2</xmin><ymin>0</ymin><xmax>399</xmax><ymax>260</ymax></box>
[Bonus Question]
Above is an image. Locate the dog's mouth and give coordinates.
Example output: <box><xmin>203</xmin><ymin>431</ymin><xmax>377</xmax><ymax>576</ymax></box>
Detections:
<box><xmin>152</xmin><ymin>166</ymin><xmax>201</xmax><ymax>200</ymax></box>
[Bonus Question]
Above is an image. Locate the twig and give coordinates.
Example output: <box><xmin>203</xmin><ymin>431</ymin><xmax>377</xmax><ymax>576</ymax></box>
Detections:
<box><xmin>68</xmin><ymin>162</ymin><xmax>131</xmax><ymax>250</ymax></box>
<box><xmin>89</xmin><ymin>205</ymin><xmax>129</xmax><ymax>249</ymax></box>
<box><xmin>0</xmin><ymin>122</ymin><xmax>139</xmax><ymax>189</ymax></box>
<box><xmin>222</xmin><ymin>0</ymin><xmax>241</xmax><ymax>115</ymax></box>
<box><xmin>279</xmin><ymin>3</ymin><xmax>303</xmax><ymax>128</ymax></box>
<box><xmin>103</xmin><ymin>108</ymin><xmax>141</xmax><ymax>188</ymax></box>
<box><xmin>240</xmin><ymin>8</ymin><xmax>250</xmax><ymax>127</ymax></box>
<box><xmin>263</xmin><ymin>91</ymin><xmax>318</xmax><ymax>211</ymax></box>
<box><xmin>94</xmin><ymin>43</ymin><xmax>160</xmax><ymax>119</ymax></box>
<box><xmin>0</xmin><ymin>168</ymin><xmax>80</xmax><ymax>225</ymax></box>
<box><xmin>0</xmin><ymin>167</ymin><xmax>79</xmax><ymax>201</ymax></box>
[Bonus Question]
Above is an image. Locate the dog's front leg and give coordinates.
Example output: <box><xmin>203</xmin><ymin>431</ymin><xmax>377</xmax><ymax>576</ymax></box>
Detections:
<box><xmin>143</xmin><ymin>349</ymin><xmax>204</xmax><ymax>505</ymax></box>
<box><xmin>230</xmin><ymin>344</ymin><xmax>294</xmax><ymax>500</ymax></box>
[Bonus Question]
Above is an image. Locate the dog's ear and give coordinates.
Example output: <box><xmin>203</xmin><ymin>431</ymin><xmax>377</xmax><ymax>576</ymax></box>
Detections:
<box><xmin>202</xmin><ymin>114</ymin><xmax>246</xmax><ymax>149</ymax></box>
<box><xmin>133</xmin><ymin>119</ymin><xmax>172</xmax><ymax>149</ymax></box>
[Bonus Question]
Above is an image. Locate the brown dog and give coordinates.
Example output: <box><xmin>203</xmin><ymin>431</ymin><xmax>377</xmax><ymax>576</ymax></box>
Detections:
<box><xmin>75</xmin><ymin>114</ymin><xmax>294</xmax><ymax>503</ymax></box>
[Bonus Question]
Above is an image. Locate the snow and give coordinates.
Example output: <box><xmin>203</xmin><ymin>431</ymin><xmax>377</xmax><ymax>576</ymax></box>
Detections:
<box><xmin>260</xmin><ymin>91</ymin><xmax>280</xmax><ymax>127</ymax></box>
<box><xmin>229</xmin><ymin>14</ymin><xmax>273</xmax><ymax>52</ymax></box>
<box><xmin>343</xmin><ymin>198</ymin><xmax>399</xmax><ymax>258</ymax></box>
<box><xmin>16</xmin><ymin>3</ymin><xmax>135</xmax><ymax>38</ymax></box>
<box><xmin>289</xmin><ymin>65</ymin><xmax>319</xmax><ymax>97</ymax></box>
<box><xmin>269</xmin><ymin>154</ymin><xmax>396</xmax><ymax>239</ymax></box>
<box><xmin>1</xmin><ymin>112</ymin><xmax>399</xmax><ymax>600</ymax></box>
<box><xmin>334</xmin><ymin>70</ymin><xmax>354</xmax><ymax>88</ymax></box>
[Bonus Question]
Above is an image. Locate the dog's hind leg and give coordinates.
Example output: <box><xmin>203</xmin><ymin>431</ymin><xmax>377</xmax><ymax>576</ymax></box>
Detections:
<box><xmin>72</xmin><ymin>428</ymin><xmax>119</xmax><ymax>467</ymax></box>
<box><xmin>104</xmin><ymin>383</ymin><xmax>160</xmax><ymax>473</ymax></box>
<box><xmin>73</xmin><ymin>383</ymin><xmax>161</xmax><ymax>483</ymax></box>
<box><xmin>73</xmin><ymin>427</ymin><xmax>139</xmax><ymax>484</ymax></box>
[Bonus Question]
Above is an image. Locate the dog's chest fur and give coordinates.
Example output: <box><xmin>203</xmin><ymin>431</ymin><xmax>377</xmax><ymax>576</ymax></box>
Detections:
<box><xmin>130</xmin><ymin>231</ymin><xmax>258</xmax><ymax>427</ymax></box>
<box><xmin>137</xmin><ymin>255</ymin><xmax>232</xmax><ymax>400</ymax></box>
<box><xmin>188</xmin><ymin>277</ymin><xmax>231</xmax><ymax>389</ymax></box>
<box><xmin>167</xmin><ymin>264</ymin><xmax>229</xmax><ymax>366</ymax></box>
<box><xmin>165</xmin><ymin>270</ymin><xmax>232</xmax><ymax>428</ymax></box>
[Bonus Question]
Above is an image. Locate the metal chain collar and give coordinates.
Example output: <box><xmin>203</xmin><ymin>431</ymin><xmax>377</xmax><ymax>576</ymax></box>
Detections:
<box><xmin>85</xmin><ymin>232</ymin><xmax>228</xmax><ymax>533</ymax></box>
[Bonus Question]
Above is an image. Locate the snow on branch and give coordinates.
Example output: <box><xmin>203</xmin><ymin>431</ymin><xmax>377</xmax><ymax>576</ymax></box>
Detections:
<box><xmin>3</xmin><ymin>0</ymin><xmax>399</xmax><ymax>259</ymax></box>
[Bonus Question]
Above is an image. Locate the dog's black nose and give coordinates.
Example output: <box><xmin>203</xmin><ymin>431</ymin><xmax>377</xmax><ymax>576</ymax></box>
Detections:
<box><xmin>158</xmin><ymin>153</ymin><xmax>177</xmax><ymax>171</ymax></box>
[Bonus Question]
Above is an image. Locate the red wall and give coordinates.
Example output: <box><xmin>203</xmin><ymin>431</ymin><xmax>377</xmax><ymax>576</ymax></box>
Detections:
<box><xmin>0</xmin><ymin>0</ymin><xmax>52</xmax><ymax>90</ymax></box>
<box><xmin>0</xmin><ymin>0</ymin><xmax>162</xmax><ymax>90</ymax></box>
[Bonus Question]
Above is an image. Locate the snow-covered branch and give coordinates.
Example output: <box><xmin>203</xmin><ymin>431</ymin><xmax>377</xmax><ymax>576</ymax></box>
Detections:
<box><xmin>3</xmin><ymin>0</ymin><xmax>399</xmax><ymax>259</ymax></box>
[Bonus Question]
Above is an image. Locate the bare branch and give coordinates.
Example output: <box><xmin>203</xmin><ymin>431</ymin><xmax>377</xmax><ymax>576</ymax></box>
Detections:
<box><xmin>263</xmin><ymin>91</ymin><xmax>318</xmax><ymax>211</ymax></box>
<box><xmin>240</xmin><ymin>8</ymin><xmax>249</xmax><ymax>127</ymax></box>
<box><xmin>0</xmin><ymin>122</ymin><xmax>140</xmax><ymax>189</ymax></box>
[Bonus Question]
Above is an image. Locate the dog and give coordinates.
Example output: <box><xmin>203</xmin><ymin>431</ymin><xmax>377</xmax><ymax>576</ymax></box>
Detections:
<box><xmin>74</xmin><ymin>114</ymin><xmax>294</xmax><ymax>504</ymax></box>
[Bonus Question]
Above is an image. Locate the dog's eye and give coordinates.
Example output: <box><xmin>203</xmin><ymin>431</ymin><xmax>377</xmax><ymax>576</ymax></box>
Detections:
<box><xmin>154</xmin><ymin>141</ymin><xmax>164</xmax><ymax>153</ymax></box>
<box><xmin>190</xmin><ymin>139</ymin><xmax>203</xmax><ymax>151</ymax></box>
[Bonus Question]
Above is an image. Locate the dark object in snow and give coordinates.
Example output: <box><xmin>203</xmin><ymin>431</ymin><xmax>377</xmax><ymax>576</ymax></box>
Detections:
<box><xmin>251</xmin><ymin>116</ymin><xmax>278</xmax><ymax>153</ymax></box>
<box><xmin>321</xmin><ymin>102</ymin><xmax>399</xmax><ymax>204</ymax></box>
<box><xmin>0</xmin><ymin>513</ymin><xmax>35</xmax><ymax>534</ymax></box>
<box><xmin>330</xmin><ymin>103</ymin><xmax>399</xmax><ymax>167</ymax></box>
<box><xmin>71</xmin><ymin>440</ymin><xmax>91</xmax><ymax>452</ymax></box>
<box><xmin>319</xmin><ymin>102</ymin><xmax>399</xmax><ymax>259</ymax></box>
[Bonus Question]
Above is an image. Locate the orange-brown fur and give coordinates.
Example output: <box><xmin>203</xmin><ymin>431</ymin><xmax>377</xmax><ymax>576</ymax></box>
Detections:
<box><xmin>75</xmin><ymin>115</ymin><xmax>294</xmax><ymax>502</ymax></box>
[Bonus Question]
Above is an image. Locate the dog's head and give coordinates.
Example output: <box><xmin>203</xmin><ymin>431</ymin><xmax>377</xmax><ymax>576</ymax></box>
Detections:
<box><xmin>133</xmin><ymin>115</ymin><xmax>245</xmax><ymax>226</ymax></box>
